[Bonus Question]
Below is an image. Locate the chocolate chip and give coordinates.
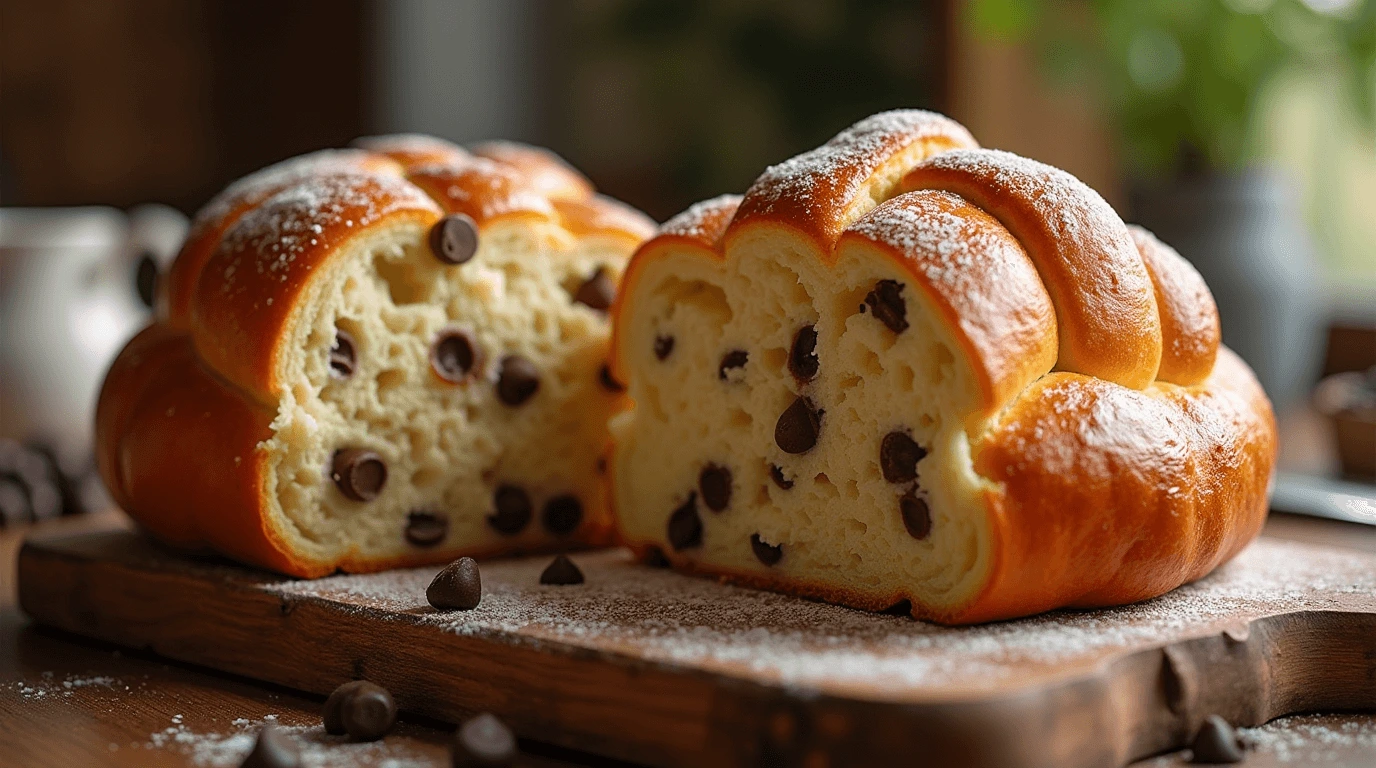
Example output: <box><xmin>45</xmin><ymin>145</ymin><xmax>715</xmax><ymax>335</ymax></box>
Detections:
<box><xmin>542</xmin><ymin>495</ymin><xmax>583</xmax><ymax>535</ymax></box>
<box><xmin>653</xmin><ymin>335</ymin><xmax>674</xmax><ymax>360</ymax></box>
<box><xmin>427</xmin><ymin>557</ymin><xmax>481</xmax><ymax>610</ymax></box>
<box><xmin>880</xmin><ymin>431</ymin><xmax>926</xmax><ymax>484</ymax></box>
<box><xmin>865</xmin><ymin>279</ymin><xmax>908</xmax><ymax>334</ymax></box>
<box><xmin>240</xmin><ymin>723</ymin><xmax>300</xmax><ymax>768</ymax></box>
<box><xmin>330</xmin><ymin>330</ymin><xmax>356</xmax><ymax>379</ymax></box>
<box><xmin>431</xmin><ymin>328</ymin><xmax>479</xmax><ymax>383</ymax></box>
<box><xmin>331</xmin><ymin>449</ymin><xmax>387</xmax><ymax>502</ymax></box>
<box><xmin>788</xmin><ymin>325</ymin><xmax>819</xmax><ymax>382</ymax></box>
<box><xmin>574</xmin><ymin>266</ymin><xmax>616</xmax><ymax>310</ymax></box>
<box><xmin>135</xmin><ymin>252</ymin><xmax>158</xmax><ymax>309</ymax></box>
<box><xmin>667</xmin><ymin>492</ymin><xmax>702</xmax><ymax>551</ymax></box>
<box><xmin>643</xmin><ymin>545</ymin><xmax>670</xmax><ymax>568</ymax></box>
<box><xmin>430</xmin><ymin>213</ymin><xmax>479</xmax><ymax>265</ymax></box>
<box><xmin>405</xmin><ymin>511</ymin><xmax>448</xmax><ymax>546</ymax></box>
<box><xmin>323</xmin><ymin>681</ymin><xmax>367</xmax><ymax>735</ymax></box>
<box><xmin>488</xmin><ymin>485</ymin><xmax>532</xmax><ymax>535</ymax></box>
<box><xmin>453</xmin><ymin>712</ymin><xmax>517</xmax><ymax>767</ymax></box>
<box><xmin>539</xmin><ymin>554</ymin><xmax>584</xmax><ymax>585</ymax></box>
<box><xmin>750</xmin><ymin>533</ymin><xmax>783</xmax><ymax>566</ymax></box>
<box><xmin>598</xmin><ymin>363</ymin><xmax>624</xmax><ymax>393</ymax></box>
<box><xmin>496</xmin><ymin>355</ymin><xmax>540</xmax><ymax>405</ymax></box>
<box><xmin>698</xmin><ymin>464</ymin><xmax>732</xmax><ymax>512</ymax></box>
<box><xmin>718</xmin><ymin>350</ymin><xmax>748</xmax><ymax>380</ymax></box>
<box><xmin>774</xmin><ymin>397</ymin><xmax>821</xmax><ymax>455</ymax></box>
<box><xmin>340</xmin><ymin>682</ymin><xmax>397</xmax><ymax>741</ymax></box>
<box><xmin>1190</xmin><ymin>715</ymin><xmax>1244</xmax><ymax>763</ymax></box>
<box><xmin>900</xmin><ymin>491</ymin><xmax>932</xmax><ymax>540</ymax></box>
<box><xmin>769</xmin><ymin>464</ymin><xmax>794</xmax><ymax>490</ymax></box>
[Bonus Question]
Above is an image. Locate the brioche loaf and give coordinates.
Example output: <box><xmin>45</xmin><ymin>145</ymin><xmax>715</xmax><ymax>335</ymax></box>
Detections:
<box><xmin>608</xmin><ymin>111</ymin><xmax>1276</xmax><ymax>624</ymax></box>
<box><xmin>97</xmin><ymin>135</ymin><xmax>654</xmax><ymax>576</ymax></box>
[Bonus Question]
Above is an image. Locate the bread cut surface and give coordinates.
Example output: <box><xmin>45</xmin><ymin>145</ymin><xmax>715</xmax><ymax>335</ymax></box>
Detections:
<box><xmin>609</xmin><ymin>111</ymin><xmax>1276</xmax><ymax>624</ymax></box>
<box><xmin>97</xmin><ymin>135</ymin><xmax>654</xmax><ymax>577</ymax></box>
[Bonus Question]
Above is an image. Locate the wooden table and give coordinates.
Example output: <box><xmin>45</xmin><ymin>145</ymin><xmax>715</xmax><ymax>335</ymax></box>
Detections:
<box><xmin>2</xmin><ymin>510</ymin><xmax>1374</xmax><ymax>768</ymax></box>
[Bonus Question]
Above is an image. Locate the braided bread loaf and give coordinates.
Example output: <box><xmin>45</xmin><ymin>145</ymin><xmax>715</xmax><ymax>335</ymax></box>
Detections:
<box><xmin>608</xmin><ymin>111</ymin><xmax>1276</xmax><ymax>624</ymax></box>
<box><xmin>97</xmin><ymin>135</ymin><xmax>654</xmax><ymax>576</ymax></box>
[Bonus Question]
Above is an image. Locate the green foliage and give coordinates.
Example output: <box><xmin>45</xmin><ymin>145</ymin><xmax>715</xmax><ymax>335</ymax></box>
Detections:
<box><xmin>970</xmin><ymin>0</ymin><xmax>1376</xmax><ymax>175</ymax></box>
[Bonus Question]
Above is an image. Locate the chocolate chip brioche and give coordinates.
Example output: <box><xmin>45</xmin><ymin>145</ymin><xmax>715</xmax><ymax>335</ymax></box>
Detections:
<box><xmin>97</xmin><ymin>135</ymin><xmax>654</xmax><ymax>576</ymax></box>
<box><xmin>608</xmin><ymin>111</ymin><xmax>1277</xmax><ymax>624</ymax></box>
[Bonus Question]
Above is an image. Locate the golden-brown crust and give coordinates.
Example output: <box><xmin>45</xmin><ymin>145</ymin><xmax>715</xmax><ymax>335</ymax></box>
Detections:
<box><xmin>470</xmin><ymin>141</ymin><xmax>596</xmax><ymax>201</ymax></box>
<box><xmin>351</xmin><ymin>133</ymin><xmax>472</xmax><ymax>170</ymax></box>
<box><xmin>901</xmin><ymin>149</ymin><xmax>1162</xmax><ymax>390</ymax></box>
<box><xmin>163</xmin><ymin>150</ymin><xmax>403</xmax><ymax>327</ymax></box>
<box><xmin>611</xmin><ymin>112</ymin><xmax>1277</xmax><ymax>624</ymax></box>
<box><xmin>99</xmin><ymin>135</ymin><xmax>650</xmax><ymax>577</ymax></box>
<box><xmin>552</xmin><ymin>196</ymin><xmax>658</xmax><ymax>243</ymax></box>
<box><xmin>840</xmin><ymin>190</ymin><xmax>1058</xmax><ymax>414</ymax></box>
<box><xmin>727</xmin><ymin>110</ymin><xmax>978</xmax><ymax>252</ymax></box>
<box><xmin>962</xmin><ymin>346</ymin><xmax>1275</xmax><ymax>623</ymax></box>
<box><xmin>1130</xmin><ymin>225</ymin><xmax>1220</xmax><ymax>386</ymax></box>
<box><xmin>189</xmin><ymin>172</ymin><xmax>442</xmax><ymax>399</ymax></box>
<box><xmin>406</xmin><ymin>158</ymin><xmax>555</xmax><ymax>225</ymax></box>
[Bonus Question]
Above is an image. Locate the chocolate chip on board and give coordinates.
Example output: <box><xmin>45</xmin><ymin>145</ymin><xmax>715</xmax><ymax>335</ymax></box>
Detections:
<box><xmin>340</xmin><ymin>682</ymin><xmax>397</xmax><ymax>741</ymax></box>
<box><xmin>239</xmin><ymin>724</ymin><xmax>300</xmax><ymax>768</ymax></box>
<box><xmin>539</xmin><ymin>554</ymin><xmax>585</xmax><ymax>585</ymax></box>
<box><xmin>427</xmin><ymin>557</ymin><xmax>482</xmax><ymax>610</ymax></box>
<box><xmin>1190</xmin><ymin>715</ymin><xmax>1245</xmax><ymax>763</ymax></box>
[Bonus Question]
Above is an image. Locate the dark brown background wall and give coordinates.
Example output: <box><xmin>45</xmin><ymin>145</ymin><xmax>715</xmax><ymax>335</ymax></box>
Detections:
<box><xmin>0</xmin><ymin>0</ymin><xmax>371</xmax><ymax>211</ymax></box>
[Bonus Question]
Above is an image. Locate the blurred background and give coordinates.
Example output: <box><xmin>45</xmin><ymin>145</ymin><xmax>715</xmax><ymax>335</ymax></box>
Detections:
<box><xmin>2</xmin><ymin>0</ymin><xmax>1374</xmax><ymax>526</ymax></box>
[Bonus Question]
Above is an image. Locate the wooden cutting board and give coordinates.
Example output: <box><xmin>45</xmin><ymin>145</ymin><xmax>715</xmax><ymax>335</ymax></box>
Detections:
<box><xmin>16</xmin><ymin>526</ymin><xmax>1376</xmax><ymax>768</ymax></box>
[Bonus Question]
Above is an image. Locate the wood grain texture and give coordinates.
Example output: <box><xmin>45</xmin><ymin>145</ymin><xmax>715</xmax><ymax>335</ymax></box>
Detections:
<box><xmin>16</xmin><ymin>528</ymin><xmax>1376</xmax><ymax>768</ymax></box>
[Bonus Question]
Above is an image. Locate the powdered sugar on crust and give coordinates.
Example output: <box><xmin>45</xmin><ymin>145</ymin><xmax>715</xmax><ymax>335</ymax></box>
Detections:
<box><xmin>265</xmin><ymin>539</ymin><xmax>1376</xmax><ymax>698</ymax></box>
<box><xmin>912</xmin><ymin>148</ymin><xmax>1130</xmax><ymax>261</ymax></box>
<box><xmin>739</xmin><ymin>110</ymin><xmax>976</xmax><ymax>221</ymax></box>
<box><xmin>848</xmin><ymin>190</ymin><xmax>1009</xmax><ymax>285</ymax></box>
<box><xmin>216</xmin><ymin>173</ymin><xmax>438</xmax><ymax>291</ymax></box>
<box><xmin>189</xmin><ymin>150</ymin><xmax>397</xmax><ymax>241</ymax></box>
<box><xmin>658</xmin><ymin>194</ymin><xmax>743</xmax><ymax>246</ymax></box>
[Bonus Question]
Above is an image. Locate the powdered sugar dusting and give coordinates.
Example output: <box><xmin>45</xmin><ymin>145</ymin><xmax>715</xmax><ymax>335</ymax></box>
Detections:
<box><xmin>266</xmin><ymin>539</ymin><xmax>1376</xmax><ymax>698</ymax></box>
<box><xmin>217</xmin><ymin>173</ymin><xmax>438</xmax><ymax>292</ymax></box>
<box><xmin>11</xmin><ymin>671</ymin><xmax>130</xmax><ymax>700</ymax></box>
<box><xmin>742</xmin><ymin>110</ymin><xmax>975</xmax><ymax>219</ymax></box>
<box><xmin>917</xmin><ymin>148</ymin><xmax>1130</xmax><ymax>261</ymax></box>
<box><xmin>144</xmin><ymin>715</ymin><xmax>432</xmax><ymax>768</ymax></box>
<box><xmin>1139</xmin><ymin>715</ymin><xmax>1376</xmax><ymax>765</ymax></box>
<box><xmin>849</xmin><ymin>190</ymin><xmax>1011</xmax><ymax>286</ymax></box>
<box><xmin>189</xmin><ymin>149</ymin><xmax>393</xmax><ymax>240</ymax></box>
<box><xmin>658</xmin><ymin>194</ymin><xmax>742</xmax><ymax>245</ymax></box>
